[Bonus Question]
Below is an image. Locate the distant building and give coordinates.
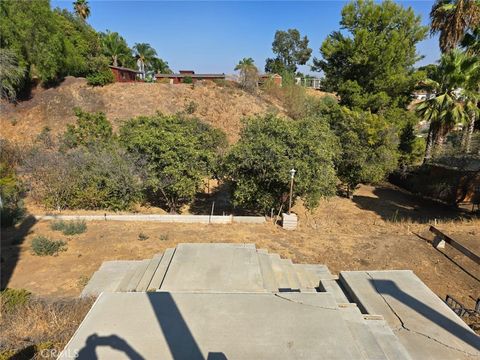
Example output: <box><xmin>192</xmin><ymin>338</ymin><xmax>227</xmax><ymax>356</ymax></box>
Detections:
<box><xmin>109</xmin><ymin>66</ymin><xmax>140</xmax><ymax>82</ymax></box>
<box><xmin>258</xmin><ymin>73</ymin><xmax>282</xmax><ymax>86</ymax></box>
<box><xmin>155</xmin><ymin>70</ymin><xmax>226</xmax><ymax>84</ymax></box>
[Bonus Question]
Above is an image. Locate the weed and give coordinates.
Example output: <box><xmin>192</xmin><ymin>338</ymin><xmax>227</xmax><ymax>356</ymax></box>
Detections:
<box><xmin>184</xmin><ymin>100</ymin><xmax>198</xmax><ymax>114</ymax></box>
<box><xmin>31</xmin><ymin>236</ymin><xmax>67</xmax><ymax>256</ymax></box>
<box><xmin>159</xmin><ymin>233</ymin><xmax>169</xmax><ymax>241</ymax></box>
<box><xmin>0</xmin><ymin>288</ymin><xmax>31</xmax><ymax>312</ymax></box>
<box><xmin>138</xmin><ymin>232</ymin><xmax>149</xmax><ymax>241</ymax></box>
<box><xmin>50</xmin><ymin>220</ymin><xmax>87</xmax><ymax>235</ymax></box>
<box><xmin>77</xmin><ymin>275</ymin><xmax>90</xmax><ymax>289</ymax></box>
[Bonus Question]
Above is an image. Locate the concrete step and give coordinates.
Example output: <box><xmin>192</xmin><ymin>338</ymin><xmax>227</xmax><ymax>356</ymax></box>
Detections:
<box><xmin>293</xmin><ymin>264</ymin><xmax>314</xmax><ymax>290</ymax></box>
<box><xmin>339</xmin><ymin>304</ymin><xmax>389</xmax><ymax>360</ymax></box>
<box><xmin>125</xmin><ymin>259</ymin><xmax>150</xmax><ymax>292</ymax></box>
<box><xmin>151</xmin><ymin>248</ymin><xmax>175</xmax><ymax>291</ymax></box>
<box><xmin>319</xmin><ymin>279</ymin><xmax>350</xmax><ymax>304</ymax></box>
<box><xmin>257</xmin><ymin>248</ymin><xmax>268</xmax><ymax>254</ymax></box>
<box><xmin>281</xmin><ymin>259</ymin><xmax>301</xmax><ymax>290</ymax></box>
<box><xmin>257</xmin><ymin>252</ymin><xmax>278</xmax><ymax>292</ymax></box>
<box><xmin>268</xmin><ymin>253</ymin><xmax>290</xmax><ymax>290</ymax></box>
<box><xmin>365</xmin><ymin>318</ymin><xmax>413</xmax><ymax>360</ymax></box>
<box><xmin>82</xmin><ymin>261</ymin><xmax>139</xmax><ymax>297</ymax></box>
<box><xmin>136</xmin><ymin>254</ymin><xmax>164</xmax><ymax>292</ymax></box>
<box><xmin>116</xmin><ymin>263</ymin><xmax>141</xmax><ymax>292</ymax></box>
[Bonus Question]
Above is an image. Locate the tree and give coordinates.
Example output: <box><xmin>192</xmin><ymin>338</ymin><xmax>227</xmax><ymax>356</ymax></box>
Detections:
<box><xmin>120</xmin><ymin>114</ymin><xmax>227</xmax><ymax>213</ymax></box>
<box><xmin>313</xmin><ymin>0</ymin><xmax>428</xmax><ymax>111</ymax></box>
<box><xmin>223</xmin><ymin>114</ymin><xmax>338</xmax><ymax>212</ymax></box>
<box><xmin>415</xmin><ymin>50</ymin><xmax>480</xmax><ymax>160</ymax></box>
<box><xmin>265</xmin><ymin>29</ymin><xmax>312</xmax><ymax>74</ymax></box>
<box><xmin>461</xmin><ymin>26</ymin><xmax>480</xmax><ymax>54</ymax></box>
<box><xmin>100</xmin><ymin>31</ymin><xmax>132</xmax><ymax>67</ymax></box>
<box><xmin>235</xmin><ymin>57</ymin><xmax>259</xmax><ymax>92</ymax></box>
<box><xmin>0</xmin><ymin>139</ymin><xmax>24</xmax><ymax>227</ymax></box>
<box><xmin>149</xmin><ymin>57</ymin><xmax>172</xmax><ymax>74</ymax></box>
<box><xmin>133</xmin><ymin>43</ymin><xmax>157</xmax><ymax>79</ymax></box>
<box><xmin>73</xmin><ymin>0</ymin><xmax>90</xmax><ymax>21</ymax></box>
<box><xmin>0</xmin><ymin>49</ymin><xmax>25</xmax><ymax>101</ymax></box>
<box><xmin>430</xmin><ymin>0</ymin><xmax>480</xmax><ymax>53</ymax></box>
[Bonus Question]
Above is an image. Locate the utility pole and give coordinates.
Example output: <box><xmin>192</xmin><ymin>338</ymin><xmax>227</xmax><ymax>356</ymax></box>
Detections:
<box><xmin>288</xmin><ymin>168</ymin><xmax>296</xmax><ymax>214</ymax></box>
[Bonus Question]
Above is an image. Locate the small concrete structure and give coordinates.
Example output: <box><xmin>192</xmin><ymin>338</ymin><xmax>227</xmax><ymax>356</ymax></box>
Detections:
<box><xmin>282</xmin><ymin>212</ymin><xmax>298</xmax><ymax>230</ymax></box>
<box><xmin>66</xmin><ymin>244</ymin><xmax>479</xmax><ymax>359</ymax></box>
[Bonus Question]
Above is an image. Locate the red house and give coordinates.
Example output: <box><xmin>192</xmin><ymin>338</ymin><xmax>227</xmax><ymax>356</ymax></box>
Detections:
<box><xmin>155</xmin><ymin>70</ymin><xmax>225</xmax><ymax>84</ymax></box>
<box><xmin>109</xmin><ymin>66</ymin><xmax>140</xmax><ymax>82</ymax></box>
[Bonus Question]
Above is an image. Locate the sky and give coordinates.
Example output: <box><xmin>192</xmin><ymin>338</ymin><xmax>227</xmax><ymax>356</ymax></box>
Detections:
<box><xmin>52</xmin><ymin>0</ymin><xmax>440</xmax><ymax>75</ymax></box>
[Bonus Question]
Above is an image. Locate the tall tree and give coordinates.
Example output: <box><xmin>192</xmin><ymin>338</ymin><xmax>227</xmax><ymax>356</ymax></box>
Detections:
<box><xmin>133</xmin><ymin>43</ymin><xmax>157</xmax><ymax>79</ymax></box>
<box><xmin>0</xmin><ymin>49</ymin><xmax>25</xmax><ymax>101</ymax></box>
<box><xmin>416</xmin><ymin>50</ymin><xmax>480</xmax><ymax>160</ymax></box>
<box><xmin>461</xmin><ymin>26</ymin><xmax>480</xmax><ymax>54</ymax></box>
<box><xmin>430</xmin><ymin>0</ymin><xmax>480</xmax><ymax>53</ymax></box>
<box><xmin>235</xmin><ymin>57</ymin><xmax>258</xmax><ymax>92</ymax></box>
<box><xmin>100</xmin><ymin>31</ymin><xmax>132</xmax><ymax>67</ymax></box>
<box><xmin>265</xmin><ymin>29</ymin><xmax>312</xmax><ymax>74</ymax></box>
<box><xmin>313</xmin><ymin>0</ymin><xmax>428</xmax><ymax>111</ymax></box>
<box><xmin>73</xmin><ymin>0</ymin><xmax>90</xmax><ymax>20</ymax></box>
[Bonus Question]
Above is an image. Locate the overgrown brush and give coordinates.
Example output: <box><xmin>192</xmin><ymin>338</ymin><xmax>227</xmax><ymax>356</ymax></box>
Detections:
<box><xmin>50</xmin><ymin>220</ymin><xmax>87</xmax><ymax>235</ymax></box>
<box><xmin>0</xmin><ymin>294</ymin><xmax>94</xmax><ymax>359</ymax></box>
<box><xmin>31</xmin><ymin>236</ymin><xmax>67</xmax><ymax>256</ymax></box>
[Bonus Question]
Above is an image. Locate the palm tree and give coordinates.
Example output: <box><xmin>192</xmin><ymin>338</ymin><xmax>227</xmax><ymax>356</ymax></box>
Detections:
<box><xmin>133</xmin><ymin>43</ymin><xmax>157</xmax><ymax>80</ymax></box>
<box><xmin>430</xmin><ymin>0</ymin><xmax>480</xmax><ymax>53</ymax></box>
<box><xmin>235</xmin><ymin>58</ymin><xmax>258</xmax><ymax>92</ymax></box>
<box><xmin>73</xmin><ymin>0</ymin><xmax>90</xmax><ymax>21</ymax></box>
<box><xmin>101</xmin><ymin>31</ymin><xmax>132</xmax><ymax>67</ymax></box>
<box><xmin>416</xmin><ymin>50</ymin><xmax>479</xmax><ymax>161</ymax></box>
<box><xmin>462</xmin><ymin>26</ymin><xmax>480</xmax><ymax>54</ymax></box>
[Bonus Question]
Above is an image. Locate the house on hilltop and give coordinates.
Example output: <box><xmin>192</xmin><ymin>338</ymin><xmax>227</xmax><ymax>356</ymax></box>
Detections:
<box><xmin>109</xmin><ymin>66</ymin><xmax>141</xmax><ymax>82</ymax></box>
<box><xmin>155</xmin><ymin>70</ymin><xmax>226</xmax><ymax>84</ymax></box>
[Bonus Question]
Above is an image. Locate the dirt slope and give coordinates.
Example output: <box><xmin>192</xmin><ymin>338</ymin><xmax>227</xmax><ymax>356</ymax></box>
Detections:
<box><xmin>1</xmin><ymin>77</ymin><xmax>284</xmax><ymax>143</ymax></box>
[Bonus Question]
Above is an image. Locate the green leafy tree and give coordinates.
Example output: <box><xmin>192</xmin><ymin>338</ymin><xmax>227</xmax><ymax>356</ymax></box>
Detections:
<box><xmin>461</xmin><ymin>26</ymin><xmax>480</xmax><ymax>54</ymax></box>
<box><xmin>149</xmin><ymin>57</ymin><xmax>172</xmax><ymax>74</ymax></box>
<box><xmin>120</xmin><ymin>114</ymin><xmax>227</xmax><ymax>213</ymax></box>
<box><xmin>235</xmin><ymin>57</ymin><xmax>259</xmax><ymax>92</ymax></box>
<box><xmin>265</xmin><ymin>29</ymin><xmax>312</xmax><ymax>74</ymax></box>
<box><xmin>100</xmin><ymin>30</ymin><xmax>132</xmax><ymax>67</ymax></box>
<box><xmin>313</xmin><ymin>0</ymin><xmax>428</xmax><ymax>111</ymax></box>
<box><xmin>73</xmin><ymin>0</ymin><xmax>90</xmax><ymax>20</ymax></box>
<box><xmin>133</xmin><ymin>43</ymin><xmax>157</xmax><ymax>79</ymax></box>
<box><xmin>430</xmin><ymin>0</ymin><xmax>480</xmax><ymax>53</ymax></box>
<box><xmin>0</xmin><ymin>139</ymin><xmax>24</xmax><ymax>227</ymax></box>
<box><xmin>0</xmin><ymin>49</ymin><xmax>25</xmax><ymax>101</ymax></box>
<box><xmin>223</xmin><ymin>114</ymin><xmax>338</xmax><ymax>212</ymax></box>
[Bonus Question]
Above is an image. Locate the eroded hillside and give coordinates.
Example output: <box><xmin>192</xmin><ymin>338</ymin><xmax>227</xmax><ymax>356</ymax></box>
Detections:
<box><xmin>1</xmin><ymin>77</ymin><xmax>284</xmax><ymax>143</ymax></box>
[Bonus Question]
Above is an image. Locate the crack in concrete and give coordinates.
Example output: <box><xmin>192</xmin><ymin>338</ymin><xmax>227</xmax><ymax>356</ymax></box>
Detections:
<box><xmin>274</xmin><ymin>293</ymin><xmax>338</xmax><ymax>310</ymax></box>
<box><xmin>365</xmin><ymin>272</ymin><xmax>479</xmax><ymax>357</ymax></box>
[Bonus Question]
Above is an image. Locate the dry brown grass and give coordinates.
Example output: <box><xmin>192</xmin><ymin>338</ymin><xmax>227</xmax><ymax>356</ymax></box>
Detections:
<box><xmin>0</xmin><ymin>295</ymin><xmax>94</xmax><ymax>359</ymax></box>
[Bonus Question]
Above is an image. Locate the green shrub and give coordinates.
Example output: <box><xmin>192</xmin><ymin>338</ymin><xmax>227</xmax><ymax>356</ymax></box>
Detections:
<box><xmin>86</xmin><ymin>69</ymin><xmax>114</xmax><ymax>86</ymax></box>
<box><xmin>0</xmin><ymin>288</ymin><xmax>31</xmax><ymax>312</ymax></box>
<box><xmin>182</xmin><ymin>76</ymin><xmax>193</xmax><ymax>84</ymax></box>
<box><xmin>50</xmin><ymin>220</ymin><xmax>87</xmax><ymax>235</ymax></box>
<box><xmin>31</xmin><ymin>236</ymin><xmax>67</xmax><ymax>256</ymax></box>
<box><xmin>138</xmin><ymin>232</ymin><xmax>149</xmax><ymax>241</ymax></box>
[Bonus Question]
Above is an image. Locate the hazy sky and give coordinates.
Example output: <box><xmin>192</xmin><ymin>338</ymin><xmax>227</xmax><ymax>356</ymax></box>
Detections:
<box><xmin>52</xmin><ymin>0</ymin><xmax>440</xmax><ymax>75</ymax></box>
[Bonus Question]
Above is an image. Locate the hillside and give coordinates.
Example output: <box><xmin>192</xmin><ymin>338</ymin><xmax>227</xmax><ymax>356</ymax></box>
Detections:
<box><xmin>0</xmin><ymin>77</ymin><xmax>285</xmax><ymax>144</ymax></box>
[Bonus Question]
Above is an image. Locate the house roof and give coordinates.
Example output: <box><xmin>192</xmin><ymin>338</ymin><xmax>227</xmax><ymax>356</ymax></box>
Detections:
<box><xmin>109</xmin><ymin>65</ymin><xmax>141</xmax><ymax>73</ymax></box>
<box><xmin>155</xmin><ymin>73</ymin><xmax>225</xmax><ymax>78</ymax></box>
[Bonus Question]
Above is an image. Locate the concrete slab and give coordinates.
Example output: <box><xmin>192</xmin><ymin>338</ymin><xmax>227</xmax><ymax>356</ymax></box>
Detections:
<box><xmin>257</xmin><ymin>252</ymin><xmax>278</xmax><ymax>292</ymax></box>
<box><xmin>125</xmin><ymin>259</ymin><xmax>150</xmax><ymax>292</ymax></box>
<box><xmin>365</xmin><ymin>319</ymin><xmax>413</xmax><ymax>360</ymax></box>
<box><xmin>160</xmin><ymin>243</ymin><xmax>266</xmax><ymax>293</ymax></box>
<box><xmin>81</xmin><ymin>261</ymin><xmax>140</xmax><ymax>297</ymax></box>
<box><xmin>59</xmin><ymin>292</ymin><xmax>367</xmax><ymax>360</ymax></box>
<box><xmin>340</xmin><ymin>270</ymin><xmax>480</xmax><ymax>359</ymax></box>
<box><xmin>320</xmin><ymin>279</ymin><xmax>349</xmax><ymax>304</ymax></box>
<box><xmin>269</xmin><ymin>253</ymin><xmax>291</xmax><ymax>290</ymax></box>
<box><xmin>281</xmin><ymin>259</ymin><xmax>301</xmax><ymax>290</ymax></box>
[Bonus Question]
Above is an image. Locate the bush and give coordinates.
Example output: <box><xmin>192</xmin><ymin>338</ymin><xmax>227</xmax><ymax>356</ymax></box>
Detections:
<box><xmin>120</xmin><ymin>113</ymin><xmax>227</xmax><ymax>213</ymax></box>
<box><xmin>182</xmin><ymin>76</ymin><xmax>193</xmax><ymax>84</ymax></box>
<box><xmin>31</xmin><ymin>236</ymin><xmax>67</xmax><ymax>256</ymax></box>
<box><xmin>50</xmin><ymin>220</ymin><xmax>87</xmax><ymax>235</ymax></box>
<box><xmin>223</xmin><ymin>114</ymin><xmax>338</xmax><ymax>212</ymax></box>
<box><xmin>138</xmin><ymin>232</ymin><xmax>149</xmax><ymax>241</ymax></box>
<box><xmin>23</xmin><ymin>145</ymin><xmax>142</xmax><ymax>211</ymax></box>
<box><xmin>86</xmin><ymin>69</ymin><xmax>114</xmax><ymax>86</ymax></box>
<box><xmin>0</xmin><ymin>288</ymin><xmax>31</xmax><ymax>312</ymax></box>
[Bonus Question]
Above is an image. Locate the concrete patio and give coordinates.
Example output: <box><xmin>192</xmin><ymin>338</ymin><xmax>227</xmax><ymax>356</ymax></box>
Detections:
<box><xmin>61</xmin><ymin>243</ymin><xmax>480</xmax><ymax>359</ymax></box>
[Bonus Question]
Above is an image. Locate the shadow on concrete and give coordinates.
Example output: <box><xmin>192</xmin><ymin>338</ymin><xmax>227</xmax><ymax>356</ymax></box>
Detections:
<box><xmin>77</xmin><ymin>334</ymin><xmax>145</xmax><ymax>359</ymax></box>
<box><xmin>370</xmin><ymin>279</ymin><xmax>480</xmax><ymax>351</ymax></box>
<box><xmin>353</xmin><ymin>185</ymin><xmax>469</xmax><ymax>223</ymax></box>
<box><xmin>147</xmin><ymin>292</ymin><xmax>226</xmax><ymax>359</ymax></box>
<box><xmin>1</xmin><ymin>215</ymin><xmax>37</xmax><ymax>290</ymax></box>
